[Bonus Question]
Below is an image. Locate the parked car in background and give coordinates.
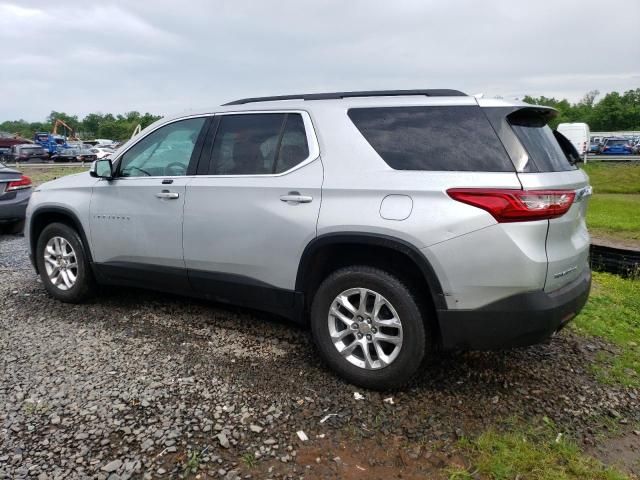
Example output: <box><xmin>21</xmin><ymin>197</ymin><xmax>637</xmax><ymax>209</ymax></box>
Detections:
<box><xmin>600</xmin><ymin>137</ymin><xmax>633</xmax><ymax>155</ymax></box>
<box><xmin>8</xmin><ymin>144</ymin><xmax>49</xmax><ymax>163</ymax></box>
<box><xmin>0</xmin><ymin>133</ymin><xmax>33</xmax><ymax>160</ymax></box>
<box><xmin>557</xmin><ymin>122</ymin><xmax>590</xmax><ymax>155</ymax></box>
<box><xmin>51</xmin><ymin>147</ymin><xmax>98</xmax><ymax>163</ymax></box>
<box><xmin>25</xmin><ymin>90</ymin><xmax>592</xmax><ymax>389</ymax></box>
<box><xmin>89</xmin><ymin>146</ymin><xmax>115</xmax><ymax>159</ymax></box>
<box><xmin>0</xmin><ymin>161</ymin><xmax>32</xmax><ymax>233</ymax></box>
<box><xmin>588</xmin><ymin>141</ymin><xmax>602</xmax><ymax>154</ymax></box>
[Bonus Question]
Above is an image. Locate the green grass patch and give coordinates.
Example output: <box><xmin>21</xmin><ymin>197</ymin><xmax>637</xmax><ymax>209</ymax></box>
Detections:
<box><xmin>449</xmin><ymin>419</ymin><xmax>628</xmax><ymax>480</ymax></box>
<box><xmin>19</xmin><ymin>165</ymin><xmax>89</xmax><ymax>187</ymax></box>
<box><xmin>582</xmin><ymin>163</ymin><xmax>640</xmax><ymax>194</ymax></box>
<box><xmin>573</xmin><ymin>272</ymin><xmax>640</xmax><ymax>387</ymax></box>
<box><xmin>587</xmin><ymin>194</ymin><xmax>640</xmax><ymax>242</ymax></box>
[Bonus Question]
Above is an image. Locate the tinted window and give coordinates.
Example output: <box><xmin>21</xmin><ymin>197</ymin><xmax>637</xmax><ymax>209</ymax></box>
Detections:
<box><xmin>553</xmin><ymin>131</ymin><xmax>581</xmax><ymax>165</ymax></box>
<box><xmin>605</xmin><ymin>139</ymin><xmax>628</xmax><ymax>146</ymax></box>
<box><xmin>509</xmin><ymin>111</ymin><xmax>575</xmax><ymax>172</ymax></box>
<box><xmin>208</xmin><ymin>113</ymin><xmax>309</xmax><ymax>175</ymax></box>
<box><xmin>347</xmin><ymin>106</ymin><xmax>513</xmax><ymax>171</ymax></box>
<box><xmin>119</xmin><ymin>117</ymin><xmax>205</xmax><ymax>177</ymax></box>
<box><xmin>274</xmin><ymin>114</ymin><xmax>309</xmax><ymax>173</ymax></box>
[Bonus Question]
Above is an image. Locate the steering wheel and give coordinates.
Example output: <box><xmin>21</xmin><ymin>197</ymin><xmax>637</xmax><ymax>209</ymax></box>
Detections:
<box><xmin>165</xmin><ymin>162</ymin><xmax>187</xmax><ymax>176</ymax></box>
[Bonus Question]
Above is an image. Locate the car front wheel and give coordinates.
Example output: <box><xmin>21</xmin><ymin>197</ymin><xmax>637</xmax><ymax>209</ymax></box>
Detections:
<box><xmin>35</xmin><ymin>222</ymin><xmax>96</xmax><ymax>303</ymax></box>
<box><xmin>310</xmin><ymin>266</ymin><xmax>428</xmax><ymax>390</ymax></box>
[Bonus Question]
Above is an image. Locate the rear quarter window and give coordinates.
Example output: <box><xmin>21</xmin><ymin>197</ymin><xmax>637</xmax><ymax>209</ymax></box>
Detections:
<box><xmin>508</xmin><ymin>110</ymin><xmax>576</xmax><ymax>172</ymax></box>
<box><xmin>347</xmin><ymin>106</ymin><xmax>513</xmax><ymax>172</ymax></box>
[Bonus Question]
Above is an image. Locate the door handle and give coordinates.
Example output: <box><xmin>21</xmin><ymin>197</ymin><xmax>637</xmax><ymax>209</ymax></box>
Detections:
<box><xmin>280</xmin><ymin>192</ymin><xmax>313</xmax><ymax>204</ymax></box>
<box><xmin>155</xmin><ymin>190</ymin><xmax>180</xmax><ymax>200</ymax></box>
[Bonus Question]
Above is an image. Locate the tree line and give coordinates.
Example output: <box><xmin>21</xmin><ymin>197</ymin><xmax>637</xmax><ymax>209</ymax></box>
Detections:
<box><xmin>1</xmin><ymin>89</ymin><xmax>639</xmax><ymax>141</ymax></box>
<box><xmin>522</xmin><ymin>89</ymin><xmax>640</xmax><ymax>131</ymax></box>
<box><xmin>0</xmin><ymin>111</ymin><xmax>162</xmax><ymax>141</ymax></box>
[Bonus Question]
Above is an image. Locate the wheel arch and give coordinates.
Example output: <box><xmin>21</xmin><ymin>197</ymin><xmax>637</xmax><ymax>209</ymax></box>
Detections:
<box><xmin>295</xmin><ymin>232</ymin><xmax>447</xmax><ymax>333</ymax></box>
<box><xmin>29</xmin><ymin>206</ymin><xmax>93</xmax><ymax>273</ymax></box>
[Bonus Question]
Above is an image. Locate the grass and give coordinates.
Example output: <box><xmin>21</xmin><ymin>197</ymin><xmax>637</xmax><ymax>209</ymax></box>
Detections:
<box><xmin>582</xmin><ymin>163</ymin><xmax>640</xmax><ymax>194</ymax></box>
<box><xmin>241</xmin><ymin>452</ymin><xmax>257</xmax><ymax>469</ymax></box>
<box><xmin>448</xmin><ymin>421</ymin><xmax>628</xmax><ymax>480</ymax></box>
<box><xmin>587</xmin><ymin>194</ymin><xmax>640</xmax><ymax>242</ymax></box>
<box><xmin>183</xmin><ymin>449</ymin><xmax>203</xmax><ymax>476</ymax></box>
<box><xmin>573</xmin><ymin>272</ymin><xmax>640</xmax><ymax>387</ymax></box>
<box><xmin>19</xmin><ymin>165</ymin><xmax>88</xmax><ymax>187</ymax></box>
<box><xmin>580</xmin><ymin>163</ymin><xmax>640</xmax><ymax>247</ymax></box>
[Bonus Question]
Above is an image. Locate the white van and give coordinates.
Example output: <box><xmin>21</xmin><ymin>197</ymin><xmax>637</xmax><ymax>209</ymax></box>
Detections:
<box><xmin>557</xmin><ymin>123</ymin><xmax>590</xmax><ymax>155</ymax></box>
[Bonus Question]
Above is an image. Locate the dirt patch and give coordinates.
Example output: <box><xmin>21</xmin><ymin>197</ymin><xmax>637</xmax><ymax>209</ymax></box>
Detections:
<box><xmin>247</xmin><ymin>435</ymin><xmax>467</xmax><ymax>480</ymax></box>
<box><xmin>591</xmin><ymin>234</ymin><xmax>640</xmax><ymax>252</ymax></box>
<box><xmin>587</xmin><ymin>429</ymin><xmax>640</xmax><ymax>477</ymax></box>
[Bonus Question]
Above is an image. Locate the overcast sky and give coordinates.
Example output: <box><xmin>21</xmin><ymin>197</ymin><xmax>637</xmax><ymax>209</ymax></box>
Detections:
<box><xmin>1</xmin><ymin>0</ymin><xmax>639</xmax><ymax>121</ymax></box>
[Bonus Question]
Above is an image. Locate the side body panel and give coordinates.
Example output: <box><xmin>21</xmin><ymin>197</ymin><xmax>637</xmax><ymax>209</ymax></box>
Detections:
<box><xmin>26</xmin><ymin>172</ymin><xmax>96</xmax><ymax>258</ymax></box>
<box><xmin>312</xmin><ymin>98</ymin><xmax>548</xmax><ymax>310</ymax></box>
<box><xmin>183</xmin><ymin>158</ymin><xmax>323</xmax><ymax>290</ymax></box>
<box><xmin>89</xmin><ymin>177</ymin><xmax>190</xmax><ymax>269</ymax></box>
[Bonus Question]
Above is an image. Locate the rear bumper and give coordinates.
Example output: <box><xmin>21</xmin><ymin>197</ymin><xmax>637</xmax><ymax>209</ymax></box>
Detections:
<box><xmin>437</xmin><ymin>268</ymin><xmax>591</xmax><ymax>350</ymax></box>
<box><xmin>0</xmin><ymin>191</ymin><xmax>30</xmax><ymax>222</ymax></box>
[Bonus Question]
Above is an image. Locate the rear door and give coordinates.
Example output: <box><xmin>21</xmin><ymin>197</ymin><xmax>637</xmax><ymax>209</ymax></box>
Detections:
<box><xmin>505</xmin><ymin>108</ymin><xmax>591</xmax><ymax>291</ymax></box>
<box><xmin>182</xmin><ymin>111</ymin><xmax>322</xmax><ymax>316</ymax></box>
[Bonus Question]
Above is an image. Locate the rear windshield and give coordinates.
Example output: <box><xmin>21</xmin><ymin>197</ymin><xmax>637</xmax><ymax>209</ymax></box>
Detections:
<box><xmin>605</xmin><ymin>139</ymin><xmax>628</xmax><ymax>146</ymax></box>
<box><xmin>508</xmin><ymin>111</ymin><xmax>575</xmax><ymax>172</ymax></box>
<box><xmin>347</xmin><ymin>106</ymin><xmax>513</xmax><ymax>172</ymax></box>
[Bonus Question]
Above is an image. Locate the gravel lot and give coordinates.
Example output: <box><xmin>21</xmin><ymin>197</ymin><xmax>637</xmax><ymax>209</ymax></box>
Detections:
<box><xmin>1</xmin><ymin>233</ymin><xmax>639</xmax><ymax>479</ymax></box>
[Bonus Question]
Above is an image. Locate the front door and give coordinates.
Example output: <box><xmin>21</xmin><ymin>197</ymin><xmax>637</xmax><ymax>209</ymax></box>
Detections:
<box><xmin>89</xmin><ymin>116</ymin><xmax>208</xmax><ymax>290</ymax></box>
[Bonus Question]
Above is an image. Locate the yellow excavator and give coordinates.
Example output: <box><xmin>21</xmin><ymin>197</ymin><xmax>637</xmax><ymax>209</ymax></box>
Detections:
<box><xmin>52</xmin><ymin>119</ymin><xmax>80</xmax><ymax>141</ymax></box>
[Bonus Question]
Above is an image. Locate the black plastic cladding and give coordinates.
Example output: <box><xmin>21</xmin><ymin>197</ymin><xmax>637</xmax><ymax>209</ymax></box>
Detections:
<box><xmin>223</xmin><ymin>89</ymin><xmax>467</xmax><ymax>106</ymax></box>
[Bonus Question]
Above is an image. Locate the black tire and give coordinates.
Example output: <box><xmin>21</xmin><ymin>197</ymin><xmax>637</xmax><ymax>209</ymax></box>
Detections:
<box><xmin>310</xmin><ymin>266</ymin><xmax>428</xmax><ymax>390</ymax></box>
<box><xmin>35</xmin><ymin>222</ymin><xmax>96</xmax><ymax>303</ymax></box>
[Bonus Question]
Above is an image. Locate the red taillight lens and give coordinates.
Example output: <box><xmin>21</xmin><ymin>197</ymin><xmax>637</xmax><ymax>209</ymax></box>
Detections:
<box><xmin>6</xmin><ymin>175</ymin><xmax>32</xmax><ymax>191</ymax></box>
<box><xmin>447</xmin><ymin>188</ymin><xmax>576</xmax><ymax>222</ymax></box>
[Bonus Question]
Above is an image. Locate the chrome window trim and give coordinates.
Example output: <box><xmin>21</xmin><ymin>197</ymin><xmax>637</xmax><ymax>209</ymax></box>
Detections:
<box><xmin>197</xmin><ymin>110</ymin><xmax>321</xmax><ymax>178</ymax></box>
<box><xmin>111</xmin><ymin>110</ymin><xmax>321</xmax><ymax>179</ymax></box>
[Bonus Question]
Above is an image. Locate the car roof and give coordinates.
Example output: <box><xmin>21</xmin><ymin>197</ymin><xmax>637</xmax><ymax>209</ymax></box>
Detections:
<box><xmin>120</xmin><ymin>92</ymin><xmax>547</xmax><ymax>155</ymax></box>
<box><xmin>223</xmin><ymin>89</ymin><xmax>467</xmax><ymax>105</ymax></box>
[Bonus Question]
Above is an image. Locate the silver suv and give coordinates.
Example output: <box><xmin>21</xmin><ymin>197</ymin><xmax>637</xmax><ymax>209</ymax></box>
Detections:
<box><xmin>25</xmin><ymin>90</ymin><xmax>592</xmax><ymax>389</ymax></box>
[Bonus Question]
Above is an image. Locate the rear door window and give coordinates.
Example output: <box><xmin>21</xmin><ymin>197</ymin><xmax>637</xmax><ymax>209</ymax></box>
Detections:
<box><xmin>347</xmin><ymin>106</ymin><xmax>513</xmax><ymax>171</ymax></box>
<box><xmin>206</xmin><ymin>113</ymin><xmax>310</xmax><ymax>175</ymax></box>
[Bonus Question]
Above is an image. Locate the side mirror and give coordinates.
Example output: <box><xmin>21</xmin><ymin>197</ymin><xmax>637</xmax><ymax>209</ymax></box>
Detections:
<box><xmin>90</xmin><ymin>159</ymin><xmax>113</xmax><ymax>179</ymax></box>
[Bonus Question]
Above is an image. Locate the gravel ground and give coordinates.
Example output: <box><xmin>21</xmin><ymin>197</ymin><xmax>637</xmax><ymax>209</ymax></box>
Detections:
<box><xmin>1</xmin><ymin>233</ymin><xmax>639</xmax><ymax>479</ymax></box>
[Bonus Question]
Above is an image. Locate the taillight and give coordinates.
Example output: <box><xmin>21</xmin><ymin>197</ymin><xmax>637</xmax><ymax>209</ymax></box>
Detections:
<box><xmin>447</xmin><ymin>188</ymin><xmax>576</xmax><ymax>222</ymax></box>
<box><xmin>6</xmin><ymin>175</ymin><xmax>32</xmax><ymax>191</ymax></box>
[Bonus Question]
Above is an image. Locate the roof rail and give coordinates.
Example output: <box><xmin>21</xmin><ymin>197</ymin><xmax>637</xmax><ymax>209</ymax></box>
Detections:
<box><xmin>223</xmin><ymin>89</ymin><xmax>467</xmax><ymax>106</ymax></box>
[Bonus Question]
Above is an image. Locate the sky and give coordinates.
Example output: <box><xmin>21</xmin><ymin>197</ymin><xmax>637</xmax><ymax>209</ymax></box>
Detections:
<box><xmin>1</xmin><ymin>0</ymin><xmax>639</xmax><ymax>121</ymax></box>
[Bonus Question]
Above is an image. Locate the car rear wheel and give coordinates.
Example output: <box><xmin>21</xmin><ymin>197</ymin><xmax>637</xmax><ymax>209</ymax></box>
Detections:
<box><xmin>36</xmin><ymin>222</ymin><xmax>96</xmax><ymax>303</ymax></box>
<box><xmin>310</xmin><ymin>266</ymin><xmax>428</xmax><ymax>390</ymax></box>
